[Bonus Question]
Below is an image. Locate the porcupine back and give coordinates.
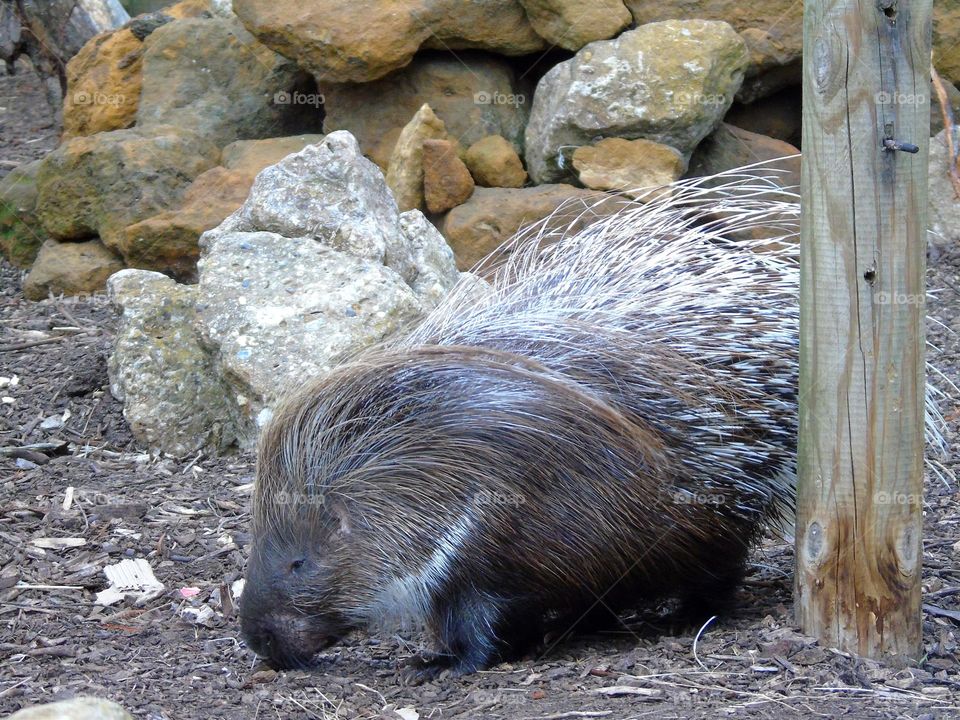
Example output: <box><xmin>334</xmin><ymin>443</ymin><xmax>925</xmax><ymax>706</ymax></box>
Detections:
<box><xmin>398</xmin><ymin>172</ymin><xmax>804</xmax><ymax>525</ymax></box>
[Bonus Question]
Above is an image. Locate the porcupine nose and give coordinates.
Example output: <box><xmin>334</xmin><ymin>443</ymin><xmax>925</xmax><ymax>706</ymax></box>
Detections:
<box><xmin>240</xmin><ymin>609</ymin><xmax>317</xmax><ymax>669</ymax></box>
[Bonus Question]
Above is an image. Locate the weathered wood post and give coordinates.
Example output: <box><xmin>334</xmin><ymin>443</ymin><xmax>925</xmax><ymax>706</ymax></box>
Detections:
<box><xmin>795</xmin><ymin>0</ymin><xmax>931</xmax><ymax>661</ymax></box>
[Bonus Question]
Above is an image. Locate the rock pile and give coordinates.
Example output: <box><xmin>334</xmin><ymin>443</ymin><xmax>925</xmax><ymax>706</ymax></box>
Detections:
<box><xmin>3</xmin><ymin>0</ymin><xmax>957</xmax><ymax>454</ymax></box>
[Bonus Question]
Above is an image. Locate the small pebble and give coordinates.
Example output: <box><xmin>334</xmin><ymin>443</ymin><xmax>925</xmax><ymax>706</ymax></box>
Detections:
<box><xmin>40</xmin><ymin>414</ymin><xmax>65</xmax><ymax>430</ymax></box>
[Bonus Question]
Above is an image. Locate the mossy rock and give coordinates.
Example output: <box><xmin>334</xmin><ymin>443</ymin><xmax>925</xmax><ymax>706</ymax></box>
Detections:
<box><xmin>0</xmin><ymin>160</ymin><xmax>45</xmax><ymax>268</ymax></box>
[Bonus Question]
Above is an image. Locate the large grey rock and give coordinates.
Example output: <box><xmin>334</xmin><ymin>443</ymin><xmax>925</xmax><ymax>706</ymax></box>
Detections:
<box><xmin>136</xmin><ymin>17</ymin><xmax>313</xmax><ymax>147</ymax></box>
<box><xmin>524</xmin><ymin>19</ymin><xmax>749</xmax><ymax>184</ymax></box>
<box><xmin>195</xmin><ymin>231</ymin><xmax>426</xmax><ymax>442</ymax></box>
<box><xmin>108</xmin><ymin>270</ymin><xmax>236</xmax><ymax>456</ymax></box>
<box><xmin>7</xmin><ymin>696</ymin><xmax>132</xmax><ymax>720</ymax></box>
<box><xmin>108</xmin><ymin>131</ymin><xmax>463</xmax><ymax>454</ymax></box>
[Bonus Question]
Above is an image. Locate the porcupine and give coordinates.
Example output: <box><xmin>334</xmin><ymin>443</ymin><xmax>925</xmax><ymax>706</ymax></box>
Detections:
<box><xmin>239</xmin><ymin>171</ymin><xmax>947</xmax><ymax>678</ymax></box>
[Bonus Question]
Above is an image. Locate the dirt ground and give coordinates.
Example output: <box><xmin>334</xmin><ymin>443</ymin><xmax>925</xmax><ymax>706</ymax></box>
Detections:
<box><xmin>1</xmin><ymin>68</ymin><xmax>959</xmax><ymax>720</ymax></box>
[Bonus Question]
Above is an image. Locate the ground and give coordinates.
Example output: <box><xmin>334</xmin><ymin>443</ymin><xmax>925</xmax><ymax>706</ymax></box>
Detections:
<box><xmin>1</xmin><ymin>68</ymin><xmax>959</xmax><ymax>720</ymax></box>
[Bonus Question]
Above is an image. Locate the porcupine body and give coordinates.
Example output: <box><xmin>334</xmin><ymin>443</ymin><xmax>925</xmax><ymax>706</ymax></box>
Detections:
<box><xmin>238</xmin><ymin>172</ymin><xmax>940</xmax><ymax>677</ymax></box>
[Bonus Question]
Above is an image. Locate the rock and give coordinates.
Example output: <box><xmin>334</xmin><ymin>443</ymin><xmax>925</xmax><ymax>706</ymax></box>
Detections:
<box><xmin>625</xmin><ymin>1</ymin><xmax>800</xmax><ymax>102</ymax></box>
<box><xmin>195</xmin><ymin>231</ymin><xmax>428</xmax><ymax>443</ymax></box>
<box><xmin>935</xmin><ymin>3</ymin><xmax>960</xmax><ymax>86</ymax></box>
<box><xmin>117</xmin><ymin>167</ymin><xmax>248</xmax><ymax>281</ymax></box>
<box><xmin>220</xmin><ymin>134</ymin><xmax>325</xmax><ymax>173</ymax></box>
<box><xmin>0</xmin><ymin>160</ymin><xmax>44</xmax><ymax>268</ymax></box>
<box><xmin>109</xmin><ymin>130</ymin><xmax>462</xmax><ymax>454</ymax></box>
<box><xmin>573</xmin><ymin>138</ymin><xmax>685</xmax><ymax>195</ymax></box>
<box><xmin>931</xmin><ymin>78</ymin><xmax>960</xmax><ymax>137</ymax></box>
<box><xmin>524</xmin><ymin>20</ymin><xmax>749</xmax><ymax>184</ymax></box>
<box><xmin>929</xmin><ymin>129</ymin><xmax>960</xmax><ymax>259</ymax></box>
<box><xmin>62</xmin><ymin>27</ymin><xmax>142</xmax><ymax>138</ymax></box>
<box><xmin>385</xmin><ymin>105</ymin><xmax>449</xmax><ymax>213</ymax></box>
<box><xmin>232</xmin><ymin>0</ymin><xmax>544</xmax><ymax>84</ymax></box>
<box><xmin>687</xmin><ymin>123</ymin><xmax>800</xmax><ymax>187</ymax></box>
<box><xmin>118</xmin><ymin>135</ymin><xmax>324</xmax><ymax>279</ymax></box>
<box><xmin>323</xmin><ymin>54</ymin><xmax>531</xmax><ymax>169</ymax></box>
<box><xmin>687</xmin><ymin>123</ymin><xmax>800</xmax><ymax>245</ymax></box>
<box><xmin>126</xmin><ymin>12</ymin><xmax>175</xmax><ymax>41</ymax></box>
<box><xmin>35</xmin><ymin>126</ymin><xmax>220</xmax><ymax>251</ymax></box>
<box><xmin>136</xmin><ymin>17</ymin><xmax>314</xmax><ymax>147</ymax></box>
<box><xmin>108</xmin><ymin>270</ymin><xmax>236</xmax><ymax>455</ymax></box>
<box><xmin>423</xmin><ymin>139</ymin><xmax>475</xmax><ymax>213</ymax></box>
<box><xmin>226</xmin><ymin>132</ymin><xmax>419</xmax><ymax>281</ymax></box>
<box><xmin>23</xmin><ymin>240</ymin><xmax>125</xmax><ymax>300</ymax></box>
<box><xmin>10</xmin><ymin>1</ymin><xmax>128</xmax><ymax>63</ymax></box>
<box><xmin>441</xmin><ymin>184</ymin><xmax>621</xmax><ymax>270</ymax></box>
<box><xmin>399</xmin><ymin>209</ymin><xmax>461</xmax><ymax>306</ymax></box>
<box><xmin>7</xmin><ymin>697</ymin><xmax>132</xmax><ymax>720</ymax></box>
<box><xmin>463</xmin><ymin>135</ymin><xmax>527</xmax><ymax>188</ymax></box>
<box><xmin>60</xmin><ymin>0</ymin><xmax>234</xmax><ymax>139</ymax></box>
<box><xmin>624</xmin><ymin>2</ymin><xmax>960</xmax><ymax>98</ymax></box>
<box><xmin>518</xmin><ymin>0</ymin><xmax>630</xmax><ymax>51</ymax></box>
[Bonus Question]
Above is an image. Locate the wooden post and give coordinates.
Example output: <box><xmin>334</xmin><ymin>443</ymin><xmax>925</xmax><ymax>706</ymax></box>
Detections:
<box><xmin>795</xmin><ymin>0</ymin><xmax>931</xmax><ymax>661</ymax></box>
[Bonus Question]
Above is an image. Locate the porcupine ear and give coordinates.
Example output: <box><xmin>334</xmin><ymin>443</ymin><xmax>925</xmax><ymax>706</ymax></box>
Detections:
<box><xmin>325</xmin><ymin>497</ymin><xmax>352</xmax><ymax>535</ymax></box>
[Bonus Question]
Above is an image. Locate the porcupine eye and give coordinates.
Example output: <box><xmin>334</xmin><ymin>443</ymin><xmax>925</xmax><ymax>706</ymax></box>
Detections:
<box><xmin>290</xmin><ymin>558</ymin><xmax>305</xmax><ymax>573</ymax></box>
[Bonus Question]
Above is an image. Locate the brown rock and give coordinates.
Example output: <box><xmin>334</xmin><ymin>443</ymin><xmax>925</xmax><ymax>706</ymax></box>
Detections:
<box><xmin>369</xmin><ymin>128</ymin><xmax>404</xmax><ymax>171</ymax></box>
<box><xmin>519</xmin><ymin>0</ymin><xmax>631</xmax><ymax>50</ymax></box>
<box><xmin>687</xmin><ymin>123</ymin><xmax>800</xmax><ymax>246</ymax></box>
<box><xmin>60</xmin><ymin>0</ymin><xmax>228</xmax><ymax>139</ymax></box>
<box><xmin>118</xmin><ymin>167</ymin><xmax>251</xmax><ymax>280</ymax></box>
<box><xmin>386</xmin><ymin>105</ymin><xmax>449</xmax><ymax>212</ymax></box>
<box><xmin>441</xmin><ymin>185</ymin><xmax>621</xmax><ymax>270</ymax></box>
<box><xmin>423</xmin><ymin>139</ymin><xmax>475</xmax><ymax>213</ymax></box>
<box><xmin>62</xmin><ymin>27</ymin><xmax>143</xmax><ymax>139</ymax></box>
<box><xmin>220</xmin><ymin>134</ymin><xmax>325</xmax><ymax>174</ymax></box>
<box><xmin>24</xmin><ymin>240</ymin><xmax>125</xmax><ymax>300</ymax></box>
<box><xmin>929</xmin><ymin>129</ymin><xmax>960</xmax><ymax>258</ymax></box>
<box><xmin>625</xmin><ymin>0</ymin><xmax>801</xmax><ymax>102</ymax></box>
<box><xmin>136</xmin><ymin>17</ymin><xmax>313</xmax><ymax>147</ymax></box>
<box><xmin>232</xmin><ymin>0</ymin><xmax>544</xmax><ymax>84</ymax></box>
<box><xmin>463</xmin><ymin>135</ymin><xmax>527</xmax><ymax>188</ymax></box>
<box><xmin>687</xmin><ymin>123</ymin><xmax>800</xmax><ymax>187</ymax></box>
<box><xmin>120</xmin><ymin>135</ymin><xmax>325</xmax><ymax>278</ymax></box>
<box><xmin>323</xmin><ymin>54</ymin><xmax>531</xmax><ymax>167</ymax></box>
<box><xmin>935</xmin><ymin>2</ymin><xmax>960</xmax><ymax>86</ymax></box>
<box><xmin>0</xmin><ymin>159</ymin><xmax>44</xmax><ymax>268</ymax></box>
<box><xmin>35</xmin><ymin>126</ymin><xmax>220</xmax><ymax>250</ymax></box>
<box><xmin>573</xmin><ymin>138</ymin><xmax>685</xmax><ymax>196</ymax></box>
